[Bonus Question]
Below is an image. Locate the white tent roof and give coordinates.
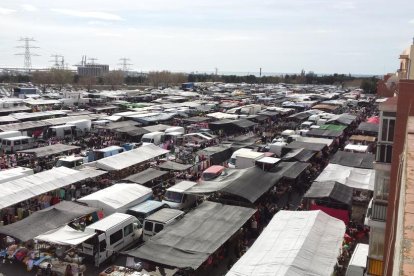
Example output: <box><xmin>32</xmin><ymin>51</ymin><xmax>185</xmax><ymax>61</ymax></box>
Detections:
<box><xmin>315</xmin><ymin>163</ymin><xmax>375</xmax><ymax>191</ymax></box>
<box><xmin>78</xmin><ymin>183</ymin><xmax>152</xmax><ymax>215</ymax></box>
<box><xmin>92</xmin><ymin>144</ymin><xmax>169</xmax><ymax>171</ymax></box>
<box><xmin>35</xmin><ymin>225</ymin><xmax>96</xmax><ymax>246</ymax></box>
<box><xmin>0</xmin><ymin>167</ymin><xmax>33</xmax><ymax>184</ymax></box>
<box><xmin>0</xmin><ymin>167</ymin><xmax>106</xmax><ymax>209</ymax></box>
<box><xmin>226</xmin><ymin>210</ymin><xmax>345</xmax><ymax>276</ymax></box>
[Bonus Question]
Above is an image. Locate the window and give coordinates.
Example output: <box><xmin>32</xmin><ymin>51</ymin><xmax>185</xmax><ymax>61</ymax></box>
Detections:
<box><xmin>154</xmin><ymin>224</ymin><xmax>164</xmax><ymax>233</ymax></box>
<box><xmin>376</xmin><ymin>144</ymin><xmax>393</xmax><ymax>163</ymax></box>
<box><xmin>21</xmin><ymin>139</ymin><xmax>28</xmax><ymax>145</ymax></box>
<box><xmin>369</xmin><ymin>229</ymin><xmax>385</xmax><ymax>258</ymax></box>
<box><xmin>2</xmin><ymin>140</ymin><xmax>6</xmax><ymax>145</ymax></box>
<box><xmin>99</xmin><ymin>239</ymin><xmax>107</xmax><ymax>252</ymax></box>
<box><xmin>144</xmin><ymin>221</ymin><xmax>153</xmax><ymax>231</ymax></box>
<box><xmin>124</xmin><ymin>224</ymin><xmax>133</xmax><ymax>237</ymax></box>
<box><xmin>14</xmin><ymin>140</ymin><xmax>21</xmax><ymax>146</ymax></box>
<box><xmin>380</xmin><ymin>117</ymin><xmax>395</xmax><ymax>142</ymax></box>
<box><xmin>375</xmin><ymin>175</ymin><xmax>390</xmax><ymax>200</ymax></box>
<box><xmin>64</xmin><ymin>129</ymin><xmax>72</xmax><ymax>136</ymax></box>
<box><xmin>109</xmin><ymin>229</ymin><xmax>123</xmax><ymax>245</ymax></box>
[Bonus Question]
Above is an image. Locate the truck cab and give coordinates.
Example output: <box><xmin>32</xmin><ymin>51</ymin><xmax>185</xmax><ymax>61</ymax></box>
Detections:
<box><xmin>141</xmin><ymin>131</ymin><xmax>164</xmax><ymax>145</ymax></box>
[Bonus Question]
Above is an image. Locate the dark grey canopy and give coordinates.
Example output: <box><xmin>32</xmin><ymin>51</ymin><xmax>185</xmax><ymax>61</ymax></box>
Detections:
<box><xmin>123</xmin><ymin>201</ymin><xmax>255</xmax><ymax>270</ymax></box>
<box><xmin>304</xmin><ymin>181</ymin><xmax>353</xmax><ymax>206</ymax></box>
<box><xmin>330</xmin><ymin>151</ymin><xmax>374</xmax><ymax>169</ymax></box>
<box><xmin>124</xmin><ymin>168</ymin><xmax>168</xmax><ymax>185</ymax></box>
<box><xmin>357</xmin><ymin>122</ymin><xmax>379</xmax><ymax>134</ymax></box>
<box><xmin>0</xmin><ymin>201</ymin><xmax>97</xmax><ymax>241</ymax></box>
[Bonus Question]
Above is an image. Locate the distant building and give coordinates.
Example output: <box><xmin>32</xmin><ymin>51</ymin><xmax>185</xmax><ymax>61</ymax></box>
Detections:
<box><xmin>77</xmin><ymin>64</ymin><xmax>109</xmax><ymax>77</ymax></box>
<box><xmin>13</xmin><ymin>87</ymin><xmax>37</xmax><ymax>99</ymax></box>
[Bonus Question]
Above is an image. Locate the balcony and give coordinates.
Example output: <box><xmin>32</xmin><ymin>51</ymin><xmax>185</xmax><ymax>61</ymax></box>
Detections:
<box><xmin>371</xmin><ymin>199</ymin><xmax>388</xmax><ymax>221</ymax></box>
<box><xmin>367</xmin><ymin>256</ymin><xmax>383</xmax><ymax>276</ymax></box>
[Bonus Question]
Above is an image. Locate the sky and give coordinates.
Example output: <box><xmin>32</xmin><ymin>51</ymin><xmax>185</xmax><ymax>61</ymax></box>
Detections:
<box><xmin>0</xmin><ymin>0</ymin><xmax>413</xmax><ymax>75</ymax></box>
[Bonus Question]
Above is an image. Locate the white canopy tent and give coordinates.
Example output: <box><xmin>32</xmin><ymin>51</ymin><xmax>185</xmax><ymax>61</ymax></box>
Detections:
<box><xmin>315</xmin><ymin>163</ymin><xmax>375</xmax><ymax>191</ymax></box>
<box><xmin>0</xmin><ymin>167</ymin><xmax>106</xmax><ymax>209</ymax></box>
<box><xmin>77</xmin><ymin>183</ymin><xmax>152</xmax><ymax>215</ymax></box>
<box><xmin>89</xmin><ymin>144</ymin><xmax>169</xmax><ymax>171</ymax></box>
<box><xmin>226</xmin><ymin>210</ymin><xmax>345</xmax><ymax>276</ymax></box>
<box><xmin>35</xmin><ymin>225</ymin><xmax>96</xmax><ymax>246</ymax></box>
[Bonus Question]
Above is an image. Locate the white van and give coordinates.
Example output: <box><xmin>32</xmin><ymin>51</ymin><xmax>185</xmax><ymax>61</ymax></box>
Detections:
<box><xmin>2</xmin><ymin>136</ymin><xmax>34</xmax><ymax>153</ymax></box>
<box><xmin>141</xmin><ymin>131</ymin><xmax>164</xmax><ymax>145</ymax></box>
<box><xmin>66</xmin><ymin>119</ymin><xmax>92</xmax><ymax>136</ymax></box>
<box><xmin>56</xmin><ymin>156</ymin><xmax>85</xmax><ymax>169</ymax></box>
<box><xmin>345</xmin><ymin>243</ymin><xmax>369</xmax><ymax>276</ymax></box>
<box><xmin>82</xmin><ymin>213</ymin><xmax>141</xmax><ymax>267</ymax></box>
<box><xmin>46</xmin><ymin>125</ymin><xmax>75</xmax><ymax>139</ymax></box>
<box><xmin>142</xmin><ymin>208</ymin><xmax>184</xmax><ymax>241</ymax></box>
<box><xmin>228</xmin><ymin>148</ymin><xmax>253</xmax><ymax>169</ymax></box>
<box><xmin>162</xmin><ymin>181</ymin><xmax>198</xmax><ymax>210</ymax></box>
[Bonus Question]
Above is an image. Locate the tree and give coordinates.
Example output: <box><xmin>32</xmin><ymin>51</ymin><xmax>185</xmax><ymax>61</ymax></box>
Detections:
<box><xmin>31</xmin><ymin>70</ymin><xmax>53</xmax><ymax>92</ymax></box>
<box><xmin>79</xmin><ymin>76</ymin><xmax>97</xmax><ymax>92</ymax></box>
<box><xmin>360</xmin><ymin>77</ymin><xmax>378</xmax><ymax>94</ymax></box>
<box><xmin>50</xmin><ymin>69</ymin><xmax>74</xmax><ymax>90</ymax></box>
<box><xmin>104</xmin><ymin>70</ymin><xmax>125</xmax><ymax>90</ymax></box>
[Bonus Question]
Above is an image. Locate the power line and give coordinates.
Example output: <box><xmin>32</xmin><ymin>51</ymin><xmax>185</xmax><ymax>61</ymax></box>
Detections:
<box><xmin>88</xmin><ymin>58</ymin><xmax>98</xmax><ymax>65</ymax></box>
<box><xmin>118</xmin><ymin>57</ymin><xmax>132</xmax><ymax>71</ymax></box>
<box><xmin>49</xmin><ymin>54</ymin><xmax>63</xmax><ymax>69</ymax></box>
<box><xmin>15</xmin><ymin>37</ymin><xmax>40</xmax><ymax>72</ymax></box>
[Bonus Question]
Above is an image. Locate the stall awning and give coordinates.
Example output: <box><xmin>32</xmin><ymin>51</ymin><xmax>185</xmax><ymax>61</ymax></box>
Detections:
<box><xmin>186</xmin><ymin>166</ymin><xmax>283</xmax><ymax>203</ymax></box>
<box><xmin>0</xmin><ymin>167</ymin><xmax>106</xmax><ymax>209</ymax></box>
<box><xmin>0</xmin><ymin>201</ymin><xmax>97</xmax><ymax>242</ymax></box>
<box><xmin>306</xmin><ymin>128</ymin><xmax>343</xmax><ymax>138</ymax></box>
<box><xmin>327</xmin><ymin>114</ymin><xmax>357</xmax><ymax>125</ymax></box>
<box><xmin>43</xmin><ymin>114</ymin><xmax>100</xmax><ymax>126</ymax></box>
<box><xmin>91</xmin><ymin>144</ymin><xmax>169</xmax><ymax>171</ymax></box>
<box><xmin>18</xmin><ymin>144</ymin><xmax>80</xmax><ymax>158</ymax></box>
<box><xmin>358</xmin><ymin>122</ymin><xmax>379</xmax><ymax>133</ymax></box>
<box><xmin>124</xmin><ymin>168</ymin><xmax>168</xmax><ymax>185</ymax></box>
<box><xmin>226</xmin><ymin>210</ymin><xmax>345</xmax><ymax>276</ymax></box>
<box><xmin>35</xmin><ymin>225</ymin><xmax>96</xmax><ymax>246</ymax></box>
<box><xmin>142</xmin><ymin>124</ymin><xmax>172</xmax><ymax>132</ymax></box>
<box><xmin>231</xmin><ymin>119</ymin><xmax>257</xmax><ymax>129</ymax></box>
<box><xmin>315</xmin><ymin>163</ymin><xmax>375</xmax><ymax>191</ymax></box>
<box><xmin>330</xmin><ymin>151</ymin><xmax>374</xmax><ymax>169</ymax></box>
<box><xmin>304</xmin><ymin>181</ymin><xmax>353</xmax><ymax>206</ymax></box>
<box><xmin>282</xmin><ymin>148</ymin><xmax>316</xmax><ymax>162</ymax></box>
<box><xmin>100</xmin><ymin>120</ymin><xmax>140</xmax><ymax>130</ymax></box>
<box><xmin>273</xmin><ymin>161</ymin><xmax>310</xmax><ymax>180</ymax></box>
<box><xmin>78</xmin><ymin>183</ymin><xmax>152</xmax><ymax>215</ymax></box>
<box><xmin>0</xmin><ymin>121</ymin><xmax>51</xmax><ymax>132</ymax></box>
<box><xmin>350</xmin><ymin>135</ymin><xmax>376</xmax><ymax>143</ymax></box>
<box><xmin>123</xmin><ymin>201</ymin><xmax>255</xmax><ymax>270</ymax></box>
<box><xmin>285</xmin><ymin>141</ymin><xmax>327</xmax><ymax>152</ymax></box>
<box><xmin>158</xmin><ymin>161</ymin><xmax>193</xmax><ymax>171</ymax></box>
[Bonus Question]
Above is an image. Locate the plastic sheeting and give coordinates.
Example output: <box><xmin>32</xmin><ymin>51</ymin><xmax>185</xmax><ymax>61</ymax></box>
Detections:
<box><xmin>315</xmin><ymin>163</ymin><xmax>375</xmax><ymax>191</ymax></box>
<box><xmin>92</xmin><ymin>144</ymin><xmax>169</xmax><ymax>171</ymax></box>
<box><xmin>358</xmin><ymin>122</ymin><xmax>379</xmax><ymax>133</ymax></box>
<box><xmin>226</xmin><ymin>210</ymin><xmax>345</xmax><ymax>276</ymax></box>
<box><xmin>35</xmin><ymin>225</ymin><xmax>96</xmax><ymax>245</ymax></box>
<box><xmin>0</xmin><ymin>201</ymin><xmax>97</xmax><ymax>241</ymax></box>
<box><xmin>0</xmin><ymin>167</ymin><xmax>107</xmax><ymax>209</ymax></box>
<box><xmin>78</xmin><ymin>183</ymin><xmax>152</xmax><ymax>215</ymax></box>
<box><xmin>158</xmin><ymin>161</ymin><xmax>193</xmax><ymax>171</ymax></box>
<box><xmin>124</xmin><ymin>201</ymin><xmax>255</xmax><ymax>270</ymax></box>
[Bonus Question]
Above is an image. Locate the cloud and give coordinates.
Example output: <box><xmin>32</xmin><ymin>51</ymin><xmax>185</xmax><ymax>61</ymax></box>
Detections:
<box><xmin>409</xmin><ymin>19</ymin><xmax>414</xmax><ymax>24</ymax></box>
<box><xmin>0</xmin><ymin>6</ymin><xmax>16</xmax><ymax>15</ymax></box>
<box><xmin>21</xmin><ymin>4</ymin><xmax>38</xmax><ymax>12</ymax></box>
<box><xmin>333</xmin><ymin>1</ymin><xmax>356</xmax><ymax>10</ymax></box>
<box><xmin>50</xmin><ymin>8</ymin><xmax>123</xmax><ymax>21</ymax></box>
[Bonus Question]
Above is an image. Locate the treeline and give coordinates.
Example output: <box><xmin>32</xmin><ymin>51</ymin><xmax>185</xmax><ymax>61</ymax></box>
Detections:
<box><xmin>0</xmin><ymin>70</ymin><xmax>380</xmax><ymax>93</ymax></box>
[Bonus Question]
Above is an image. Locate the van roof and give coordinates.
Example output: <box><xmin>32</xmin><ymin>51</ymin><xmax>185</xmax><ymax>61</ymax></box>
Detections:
<box><xmin>167</xmin><ymin>181</ymin><xmax>197</xmax><ymax>193</ymax></box>
<box><xmin>59</xmin><ymin>155</ymin><xmax>84</xmax><ymax>162</ymax></box>
<box><xmin>203</xmin><ymin>165</ymin><xmax>225</xmax><ymax>174</ymax></box>
<box><xmin>3</xmin><ymin>136</ymin><xmax>31</xmax><ymax>140</ymax></box>
<box><xmin>145</xmin><ymin>208</ymin><xmax>184</xmax><ymax>223</ymax></box>
<box><xmin>232</xmin><ymin>148</ymin><xmax>253</xmax><ymax>155</ymax></box>
<box><xmin>50</xmin><ymin>125</ymin><xmax>74</xmax><ymax>129</ymax></box>
<box><xmin>95</xmin><ymin>145</ymin><xmax>123</xmax><ymax>152</ymax></box>
<box><xmin>348</xmin><ymin>243</ymin><xmax>369</xmax><ymax>268</ymax></box>
<box><xmin>128</xmin><ymin>200</ymin><xmax>167</xmax><ymax>214</ymax></box>
<box><xmin>86</xmin><ymin>213</ymin><xmax>134</xmax><ymax>232</ymax></box>
<box><xmin>237</xmin><ymin>151</ymin><xmax>264</xmax><ymax>159</ymax></box>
